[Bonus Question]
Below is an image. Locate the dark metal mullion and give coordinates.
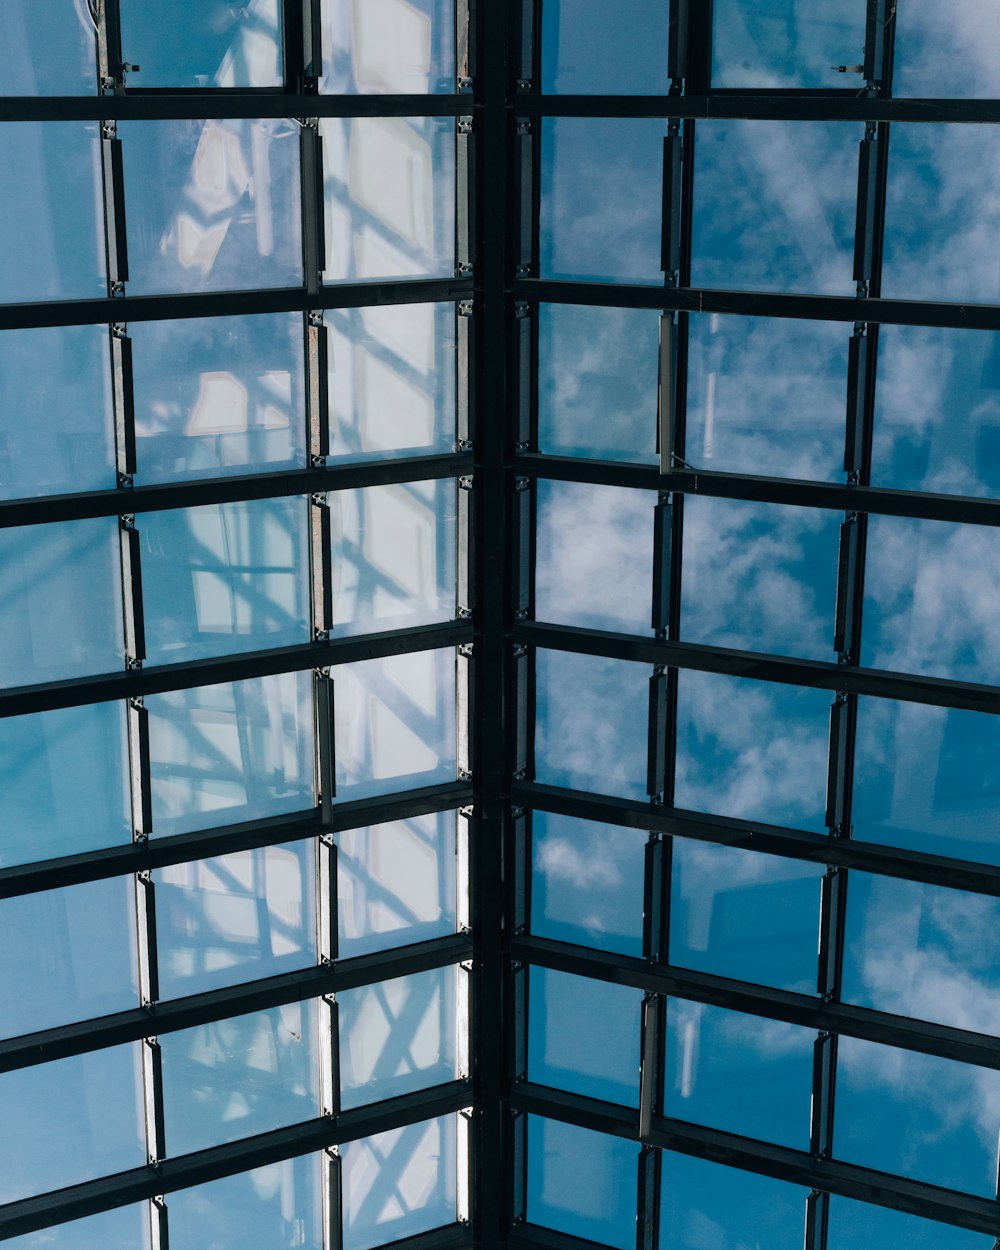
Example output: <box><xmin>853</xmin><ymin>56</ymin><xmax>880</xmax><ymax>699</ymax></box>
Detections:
<box><xmin>96</xmin><ymin>0</ymin><xmax>125</xmax><ymax>92</ymax></box>
<box><xmin>281</xmin><ymin>0</ymin><xmax>308</xmax><ymax>94</ymax></box>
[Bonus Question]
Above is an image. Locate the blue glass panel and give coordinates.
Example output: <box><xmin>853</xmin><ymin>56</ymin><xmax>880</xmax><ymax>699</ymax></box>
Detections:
<box><xmin>540</xmin><ymin>0</ymin><xmax>669</xmax><ymax>94</ymax></box>
<box><xmin>863</xmin><ymin>515</ymin><xmax>1000</xmax><ymax>686</ymax></box>
<box><xmin>661</xmin><ymin>1152</ymin><xmax>807</xmax><ymax>1250</ymax></box>
<box><xmin>161</xmin><ymin>1001</ymin><xmax>319</xmax><ymax>1155</ymax></box>
<box><xmin>539</xmin><ymin>118</ymin><xmax>665</xmax><ymax>284</ymax></box>
<box><xmin>2</xmin><ymin>1</ymin><xmax>97</xmax><ymax>95</ymax></box>
<box><xmin>670</xmin><ymin>839</ymin><xmax>823</xmax><ymax>994</ymax></box>
<box><xmin>528</xmin><ymin>968</ymin><xmax>642</xmax><ymax>1106</ymax></box>
<box><xmin>674</xmin><ymin>671</ymin><xmax>832</xmax><ymax>832</ymax></box>
<box><xmin>527</xmin><ymin>1117</ymin><xmax>637</xmax><ymax>1248</ymax></box>
<box><xmin>0</xmin><ymin>701</ymin><xmax>131</xmax><ymax>867</ymax></box>
<box><xmin>534</xmin><ymin>650</ymin><xmax>650</xmax><ymax>802</ymax></box>
<box><xmin>0</xmin><ymin>518</ymin><xmax>123</xmax><ymax>687</ymax></box>
<box><xmin>154</xmin><ymin>841</ymin><xmax>316</xmax><ymax>999</ymax></box>
<box><xmin>122</xmin><ymin>119</ymin><xmax>302</xmax><ymax>295</ymax></box>
<box><xmin>711</xmin><ymin>0</ymin><xmax>865</xmax><ymax>88</ymax></box>
<box><xmin>140</xmin><ymin>498</ymin><xmax>310</xmax><ymax>665</ymax></box>
<box><xmin>535</xmin><ymin>480</ymin><xmax>654</xmax><ymax>634</ymax></box>
<box><xmin>892</xmin><ymin>0</ymin><xmax>1000</xmax><ymax>101</ymax></box>
<box><xmin>130</xmin><ymin>314</ymin><xmax>306</xmax><ymax>483</ymax></box>
<box><xmin>828</xmin><ymin>1195</ymin><xmax>996</xmax><ymax>1250</ymax></box>
<box><xmin>321</xmin><ymin>0</ymin><xmax>455</xmax><ymax>93</ymax></box>
<box><xmin>531</xmin><ymin>812</ymin><xmax>646</xmax><ymax>958</ymax></box>
<box><xmin>687</xmin><ymin>314</ymin><xmax>847</xmax><ymax>481</ymax></box>
<box><xmin>120</xmin><ymin>0</ymin><xmax>282</xmax><ymax>87</ymax></box>
<box><xmin>664</xmin><ymin>1000</ymin><xmax>813</xmax><ymax>1148</ymax></box>
<box><xmin>853</xmin><ymin>699</ymin><xmax>1000</xmax><ymax>865</ymax></box>
<box><xmin>692</xmin><ymin>121</ymin><xmax>856</xmax><ymax>295</ymax></box>
<box><xmin>147</xmin><ymin>672</ymin><xmax>314</xmax><ymax>838</ymax></box>
<box><xmin>681</xmin><ymin>497</ymin><xmax>840</xmax><ymax>660</ymax></box>
<box><xmin>872</xmin><ymin>324</ymin><xmax>1000</xmax><ymax>498</ymax></box>
<box><xmin>5</xmin><ymin>1205</ymin><xmax>150</xmax><ymax>1250</ymax></box>
<box><xmin>537</xmin><ymin>304</ymin><xmax>659</xmax><ymax>464</ymax></box>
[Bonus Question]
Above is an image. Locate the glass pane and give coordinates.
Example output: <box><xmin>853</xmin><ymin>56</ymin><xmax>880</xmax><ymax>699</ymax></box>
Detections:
<box><xmin>711</xmin><ymin>0</ymin><xmax>866</xmax><ymax>88</ymax></box>
<box><xmin>327</xmin><ymin>303</ymin><xmax>456</xmax><ymax>461</ymax></box>
<box><xmin>664</xmin><ymin>1000</ymin><xmax>813</xmax><ymax>1148</ymax></box>
<box><xmin>862</xmin><ymin>515</ymin><xmax>1000</xmax><ymax>686</ymax></box>
<box><xmin>882</xmin><ymin>125</ymin><xmax>1000</xmax><ymax>304</ymax></box>
<box><xmin>835</xmin><ymin>1034</ymin><xmax>1000</xmax><ymax>1195</ymax></box>
<box><xmin>154</xmin><ymin>841</ymin><xmax>316</xmax><ymax>999</ymax></box>
<box><xmin>0</xmin><ymin>876</ymin><xmax>138</xmax><ymax>1038</ymax></box>
<box><xmin>526</xmin><ymin>1116</ymin><xmax>637</xmax><ymax>1249</ymax></box>
<box><xmin>872</xmin><ymin>324</ymin><xmax>1000</xmax><ymax>498</ymax></box>
<box><xmin>670</xmin><ymin>840</ymin><xmax>823</xmax><ymax>994</ymax></box>
<box><xmin>537</xmin><ymin>304</ymin><xmax>659</xmax><ymax>464</ymax></box>
<box><xmin>4</xmin><ymin>1206</ymin><xmax>149</xmax><ymax>1250</ymax></box>
<box><xmin>892</xmin><ymin>0</ymin><xmax>1000</xmax><ymax>100</ymax></box>
<box><xmin>681</xmin><ymin>497</ymin><xmax>840</xmax><ymax>660</ymax></box>
<box><xmin>338</xmin><ymin>812</ymin><xmax>458</xmax><ymax>957</ymax></box>
<box><xmin>339</xmin><ymin>966</ymin><xmax>459</xmax><ymax>1108</ymax></box>
<box><xmin>534</xmin><ymin>650</ymin><xmax>650</xmax><ymax>802</ymax></box>
<box><xmin>0</xmin><ymin>701</ymin><xmax>131</xmax><ymax>867</ymax></box>
<box><xmin>0</xmin><ymin>123</ymin><xmax>105</xmax><ymax>303</ymax></box>
<box><xmin>540</xmin><ymin>118</ymin><xmax>664</xmax><ymax>284</ymax></box>
<box><xmin>531</xmin><ymin>811</ymin><xmax>646</xmax><ymax>958</ymax></box>
<box><xmin>321</xmin><ymin>0</ymin><xmax>455</xmax><ymax>93</ymax></box>
<box><xmin>540</xmin><ymin>0</ymin><xmax>669</xmax><ymax>94</ymax></box>
<box><xmin>827</xmin><ymin>1195</ymin><xmax>995</xmax><ymax>1250</ymax></box>
<box><xmin>334</xmin><ymin>650</ymin><xmax>457</xmax><ymax>800</ymax></box>
<box><xmin>0</xmin><ymin>326</ymin><xmax>114</xmax><ymax>499</ymax></box>
<box><xmin>692</xmin><ymin>121</ymin><xmax>856</xmax><ymax>295</ymax></box>
<box><xmin>687</xmin><ymin>314</ymin><xmax>848</xmax><ymax>481</ymax></box>
<box><xmin>0</xmin><ymin>518</ymin><xmax>123</xmax><ymax>687</ymax></box>
<box><xmin>130</xmin><ymin>314</ymin><xmax>306</xmax><ymax>483</ymax></box>
<box><xmin>140</xmin><ymin>497</ymin><xmax>310</xmax><ymax>665</ymax></box>
<box><xmin>528</xmin><ymin>968</ymin><xmax>642</xmax><ymax>1106</ymax></box>
<box><xmin>853</xmin><ymin>699</ymin><xmax>1000</xmax><ymax>865</ymax></box>
<box><xmin>161</xmin><ymin>1001</ymin><xmax>319</xmax><ymax>1155</ymax></box>
<box><xmin>121</xmin><ymin>119</ymin><xmax>302</xmax><ymax>295</ymax></box>
<box><xmin>0</xmin><ymin>1045</ymin><xmax>143</xmax><ymax>1203</ymax></box>
<box><xmin>322</xmin><ymin>117</ymin><xmax>455</xmax><ymax>282</ymax></box>
<box><xmin>341</xmin><ymin>1116</ymin><xmax>457</xmax><ymax>1250</ymax></box>
<box><xmin>675</xmin><ymin>671</ymin><xmax>832</xmax><ymax>832</ymax></box>
<box><xmin>661</xmin><ymin>1153</ymin><xmax>807</xmax><ymax>1250</ymax></box>
<box><xmin>329</xmin><ymin>481</ymin><xmax>456</xmax><ymax>635</ymax></box>
<box><xmin>2</xmin><ymin>1</ymin><xmax>97</xmax><ymax>95</ymax></box>
<box><xmin>147</xmin><ymin>671</ymin><xmax>314</xmax><ymax>838</ymax></box>
<box><xmin>120</xmin><ymin>0</ymin><xmax>282</xmax><ymax>87</ymax></box>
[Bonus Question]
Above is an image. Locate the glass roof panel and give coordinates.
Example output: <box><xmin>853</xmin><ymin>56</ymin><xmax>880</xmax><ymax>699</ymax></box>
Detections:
<box><xmin>3</xmin><ymin>1205</ymin><xmax>151</xmax><ymax>1250</ymax></box>
<box><xmin>321</xmin><ymin>0</ymin><xmax>456</xmax><ymax>93</ymax></box>
<box><xmin>2</xmin><ymin>0</ymin><xmax>97</xmax><ymax>96</ymax></box>
<box><xmin>711</xmin><ymin>0</ymin><xmax>866</xmax><ymax>88</ymax></box>
<box><xmin>660</xmin><ymin>1153</ymin><xmax>807</xmax><ymax>1250</ymax></box>
<box><xmin>827</xmin><ymin>1196</ymin><xmax>995</xmax><ymax>1250</ymax></box>
<box><xmin>891</xmin><ymin>0</ymin><xmax>1000</xmax><ymax>99</ymax></box>
<box><xmin>540</xmin><ymin>0</ymin><xmax>670</xmax><ymax>94</ymax></box>
<box><xmin>119</xmin><ymin>0</ymin><xmax>283</xmax><ymax>87</ymax></box>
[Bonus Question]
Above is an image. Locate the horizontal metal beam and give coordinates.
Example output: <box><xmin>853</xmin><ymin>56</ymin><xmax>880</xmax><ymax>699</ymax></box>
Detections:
<box><xmin>0</xmin><ymin>93</ymin><xmax>468</xmax><ymax>122</ymax></box>
<box><xmin>510</xmin><ymin>1225</ymin><xmax>623</xmax><ymax>1250</ymax></box>
<box><xmin>516</xmin><ymin>621</ymin><xmax>1000</xmax><ymax>715</ymax></box>
<box><xmin>371</xmin><ymin>1227</ymin><xmax>473</xmax><ymax>1250</ymax></box>
<box><xmin>514</xmin><ymin>454</ymin><xmax>1000</xmax><ymax>529</ymax></box>
<box><xmin>0</xmin><ymin>621</ymin><xmax>472</xmax><ymax>718</ymax></box>
<box><xmin>0</xmin><ymin>1081</ymin><xmax>472</xmax><ymax>1241</ymax></box>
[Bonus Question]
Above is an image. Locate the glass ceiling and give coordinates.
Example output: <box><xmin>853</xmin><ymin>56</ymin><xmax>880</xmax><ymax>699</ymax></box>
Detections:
<box><xmin>1</xmin><ymin>2</ymin><xmax>999</xmax><ymax>1250</ymax></box>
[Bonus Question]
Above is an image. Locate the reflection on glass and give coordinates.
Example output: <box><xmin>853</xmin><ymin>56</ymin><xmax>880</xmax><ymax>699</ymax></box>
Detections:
<box><xmin>541</xmin><ymin>0</ymin><xmax>669</xmax><ymax>94</ymax></box>
<box><xmin>147</xmin><ymin>671</ymin><xmax>314</xmax><ymax>838</ymax></box>
<box><xmin>338</xmin><ymin>812</ymin><xmax>458</xmax><ymax>957</ymax></box>
<box><xmin>827</xmin><ymin>1195</ymin><xmax>995</xmax><ymax>1250</ymax></box>
<box><xmin>873</xmin><ymin>324</ymin><xmax>1000</xmax><ymax>497</ymax></box>
<box><xmin>528</xmin><ymin>968</ymin><xmax>642</xmax><ymax>1106</ymax></box>
<box><xmin>863</xmin><ymin>515</ymin><xmax>1000</xmax><ymax>685</ymax></box>
<box><xmin>321</xmin><ymin>0</ymin><xmax>455</xmax><ymax>93</ymax></box>
<box><xmin>341</xmin><ymin>1116</ymin><xmax>457</xmax><ymax>1250</ymax></box>
<box><xmin>692</xmin><ymin>121</ymin><xmax>856</xmax><ymax>295</ymax></box>
<box><xmin>526</xmin><ymin>1116</ymin><xmax>637</xmax><ymax>1250</ymax></box>
<box><xmin>0</xmin><ymin>702</ymin><xmax>131</xmax><ymax>867</ymax></box>
<box><xmin>664</xmin><ymin>1000</ymin><xmax>813</xmax><ymax>1148</ymax></box>
<box><xmin>661</xmin><ymin>1152</ymin><xmax>807</xmax><ymax>1250</ymax></box>
<box><xmin>0</xmin><ymin>1045</ymin><xmax>143</xmax><ymax>1203</ymax></box>
<box><xmin>853</xmin><ymin>699</ymin><xmax>1000</xmax><ymax>865</ymax></box>
<box><xmin>155</xmin><ymin>842</ymin><xmax>316</xmax><ymax>999</ymax></box>
<box><xmin>540</xmin><ymin>118</ymin><xmax>665</xmax><ymax>284</ymax></box>
<box><xmin>120</xmin><ymin>0</ymin><xmax>282</xmax><ymax>87</ymax></box>
<box><xmin>322</xmin><ymin>117</ymin><xmax>455</xmax><ymax>282</ymax></box>
<box><xmin>5</xmin><ymin>1209</ymin><xmax>149</xmax><ymax>1250</ymax></box>
<box><xmin>687</xmin><ymin>314</ymin><xmax>847</xmax><ymax>480</ymax></box>
<box><xmin>0</xmin><ymin>518</ymin><xmax>123</xmax><ymax>687</ymax></box>
<box><xmin>670</xmin><ymin>839</ymin><xmax>822</xmax><ymax>994</ymax></box>
<box><xmin>2</xmin><ymin>0</ymin><xmax>97</xmax><ymax>95</ymax></box>
<box><xmin>531</xmin><ymin>811</ymin><xmax>646</xmax><ymax>957</ymax></box>
<box><xmin>892</xmin><ymin>0</ymin><xmax>1000</xmax><ymax>99</ymax></box>
<box><xmin>130</xmin><ymin>314</ymin><xmax>305</xmax><ymax>482</ymax></box>
<box><xmin>534</xmin><ymin>650</ymin><xmax>650</xmax><ymax>801</ymax></box>
<box><xmin>122</xmin><ymin>119</ymin><xmax>302</xmax><ymax>295</ymax></box>
<box><xmin>537</xmin><ymin>304</ymin><xmax>659</xmax><ymax>463</ymax></box>
<box><xmin>712</xmin><ymin>0</ymin><xmax>865</xmax><ymax>88</ymax></box>
<box><xmin>0</xmin><ymin>123</ymin><xmax>105</xmax><ymax>303</ymax></box>
<box><xmin>327</xmin><ymin>303</ymin><xmax>456</xmax><ymax>460</ymax></box>
<box><xmin>141</xmin><ymin>497</ymin><xmax>310</xmax><ymax>664</ymax></box>
<box><xmin>161</xmin><ymin>1001</ymin><xmax>319</xmax><ymax>1155</ymax></box>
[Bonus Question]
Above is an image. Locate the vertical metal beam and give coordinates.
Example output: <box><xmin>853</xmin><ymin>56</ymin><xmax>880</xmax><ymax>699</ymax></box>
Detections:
<box><xmin>657</xmin><ymin>316</ymin><xmax>678</xmax><ymax>477</ymax></box>
<box><xmin>636</xmin><ymin>1146</ymin><xmax>661</xmax><ymax>1250</ymax></box>
<box><xmin>325</xmin><ymin>1147</ymin><xmax>344</xmax><ymax>1250</ymax></box>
